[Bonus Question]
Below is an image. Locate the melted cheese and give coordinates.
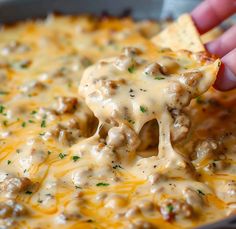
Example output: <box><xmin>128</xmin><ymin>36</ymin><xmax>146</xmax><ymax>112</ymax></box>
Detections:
<box><xmin>79</xmin><ymin>47</ymin><xmax>220</xmax><ymax>179</ymax></box>
<box><xmin>0</xmin><ymin>15</ymin><xmax>235</xmax><ymax>229</ymax></box>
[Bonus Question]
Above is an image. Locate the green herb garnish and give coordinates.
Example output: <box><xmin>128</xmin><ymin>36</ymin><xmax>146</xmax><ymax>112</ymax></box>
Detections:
<box><xmin>21</xmin><ymin>122</ymin><xmax>26</xmax><ymax>127</ymax></box>
<box><xmin>59</xmin><ymin>153</ymin><xmax>67</xmax><ymax>159</ymax></box>
<box><xmin>25</xmin><ymin>190</ymin><xmax>32</xmax><ymax>195</ymax></box>
<box><xmin>196</xmin><ymin>96</ymin><xmax>204</xmax><ymax>104</ymax></box>
<box><xmin>166</xmin><ymin>204</ymin><xmax>174</xmax><ymax>213</ymax></box>
<box><xmin>155</xmin><ymin>76</ymin><xmax>165</xmax><ymax>80</ymax></box>
<box><xmin>128</xmin><ymin>66</ymin><xmax>135</xmax><ymax>73</ymax></box>
<box><xmin>41</xmin><ymin>120</ymin><xmax>46</xmax><ymax>128</ymax></box>
<box><xmin>0</xmin><ymin>91</ymin><xmax>9</xmax><ymax>95</ymax></box>
<box><xmin>140</xmin><ymin>106</ymin><xmax>148</xmax><ymax>113</ymax></box>
<box><xmin>0</xmin><ymin>105</ymin><xmax>5</xmax><ymax>113</ymax></box>
<box><xmin>96</xmin><ymin>182</ymin><xmax>109</xmax><ymax>187</ymax></box>
<box><xmin>72</xmin><ymin>155</ymin><xmax>80</xmax><ymax>162</ymax></box>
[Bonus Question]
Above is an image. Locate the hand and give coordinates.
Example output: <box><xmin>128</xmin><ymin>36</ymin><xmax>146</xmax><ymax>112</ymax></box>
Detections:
<box><xmin>191</xmin><ymin>0</ymin><xmax>236</xmax><ymax>91</ymax></box>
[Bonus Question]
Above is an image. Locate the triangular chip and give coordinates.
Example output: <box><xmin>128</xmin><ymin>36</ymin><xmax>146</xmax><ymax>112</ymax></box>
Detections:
<box><xmin>201</xmin><ymin>27</ymin><xmax>223</xmax><ymax>44</ymax></box>
<box><xmin>151</xmin><ymin>14</ymin><xmax>205</xmax><ymax>52</ymax></box>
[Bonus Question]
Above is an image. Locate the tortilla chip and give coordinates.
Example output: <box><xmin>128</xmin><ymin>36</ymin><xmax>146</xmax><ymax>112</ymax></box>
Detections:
<box><xmin>201</xmin><ymin>27</ymin><xmax>223</xmax><ymax>44</ymax></box>
<box><xmin>151</xmin><ymin>14</ymin><xmax>205</xmax><ymax>52</ymax></box>
<box><xmin>194</xmin><ymin>59</ymin><xmax>221</xmax><ymax>95</ymax></box>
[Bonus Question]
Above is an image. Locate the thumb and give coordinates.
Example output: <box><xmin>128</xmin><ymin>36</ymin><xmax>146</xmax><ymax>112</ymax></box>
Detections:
<box><xmin>213</xmin><ymin>48</ymin><xmax>236</xmax><ymax>91</ymax></box>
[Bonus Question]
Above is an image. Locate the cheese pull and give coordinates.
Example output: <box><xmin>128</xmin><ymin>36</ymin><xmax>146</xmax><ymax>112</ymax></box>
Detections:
<box><xmin>79</xmin><ymin>46</ymin><xmax>220</xmax><ymax>178</ymax></box>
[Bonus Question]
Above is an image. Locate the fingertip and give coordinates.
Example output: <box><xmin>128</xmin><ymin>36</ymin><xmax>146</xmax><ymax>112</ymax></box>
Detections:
<box><xmin>191</xmin><ymin>2</ymin><xmax>211</xmax><ymax>34</ymax></box>
<box><xmin>205</xmin><ymin>41</ymin><xmax>221</xmax><ymax>56</ymax></box>
<box><xmin>213</xmin><ymin>63</ymin><xmax>236</xmax><ymax>91</ymax></box>
<box><xmin>191</xmin><ymin>0</ymin><xmax>236</xmax><ymax>34</ymax></box>
<box><xmin>205</xmin><ymin>25</ymin><xmax>236</xmax><ymax>57</ymax></box>
<box><xmin>213</xmin><ymin>48</ymin><xmax>236</xmax><ymax>91</ymax></box>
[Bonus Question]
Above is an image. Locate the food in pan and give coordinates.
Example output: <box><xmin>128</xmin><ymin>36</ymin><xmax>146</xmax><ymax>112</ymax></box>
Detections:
<box><xmin>0</xmin><ymin>14</ymin><xmax>235</xmax><ymax>229</ymax></box>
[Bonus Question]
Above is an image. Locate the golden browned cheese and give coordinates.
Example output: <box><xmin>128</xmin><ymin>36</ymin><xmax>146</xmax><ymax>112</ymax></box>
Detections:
<box><xmin>0</xmin><ymin>15</ymin><xmax>235</xmax><ymax>229</ymax></box>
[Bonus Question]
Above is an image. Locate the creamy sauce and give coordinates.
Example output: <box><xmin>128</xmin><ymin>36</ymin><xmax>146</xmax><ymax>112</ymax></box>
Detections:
<box><xmin>79</xmin><ymin>47</ymin><xmax>220</xmax><ymax>180</ymax></box>
<box><xmin>0</xmin><ymin>15</ymin><xmax>235</xmax><ymax>229</ymax></box>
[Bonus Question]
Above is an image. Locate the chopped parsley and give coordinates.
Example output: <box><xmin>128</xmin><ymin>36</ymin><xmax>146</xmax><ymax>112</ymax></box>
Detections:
<box><xmin>96</xmin><ymin>182</ymin><xmax>109</xmax><ymax>187</ymax></box>
<box><xmin>75</xmin><ymin>186</ymin><xmax>82</xmax><ymax>189</ymax></box>
<box><xmin>28</xmin><ymin>120</ymin><xmax>34</xmax><ymax>123</ymax></box>
<box><xmin>0</xmin><ymin>105</ymin><xmax>5</xmax><ymax>113</ymax></box>
<box><xmin>21</xmin><ymin>122</ymin><xmax>26</xmax><ymax>127</ymax></box>
<box><xmin>166</xmin><ymin>204</ymin><xmax>174</xmax><ymax>213</ymax></box>
<box><xmin>7</xmin><ymin>160</ymin><xmax>11</xmax><ymax>165</ymax></box>
<box><xmin>72</xmin><ymin>155</ymin><xmax>80</xmax><ymax>162</ymax></box>
<box><xmin>145</xmin><ymin>71</ymin><xmax>165</xmax><ymax>80</ymax></box>
<box><xmin>140</xmin><ymin>105</ymin><xmax>148</xmax><ymax>113</ymax></box>
<box><xmin>155</xmin><ymin>76</ymin><xmax>165</xmax><ymax>80</ymax></box>
<box><xmin>25</xmin><ymin>190</ymin><xmax>32</xmax><ymax>195</ymax></box>
<box><xmin>3</xmin><ymin>120</ymin><xmax>8</xmax><ymax>126</ymax></box>
<box><xmin>197</xmin><ymin>189</ymin><xmax>205</xmax><ymax>196</ymax></box>
<box><xmin>0</xmin><ymin>91</ymin><xmax>9</xmax><ymax>95</ymax></box>
<box><xmin>128</xmin><ymin>66</ymin><xmax>135</xmax><ymax>73</ymax></box>
<box><xmin>47</xmin><ymin>151</ymin><xmax>52</xmax><ymax>155</ymax></box>
<box><xmin>196</xmin><ymin>96</ymin><xmax>204</xmax><ymax>104</ymax></box>
<box><xmin>31</xmin><ymin>110</ymin><xmax>37</xmax><ymax>115</ymax></box>
<box><xmin>59</xmin><ymin>153</ymin><xmax>67</xmax><ymax>159</ymax></box>
<box><xmin>40</xmin><ymin>120</ymin><xmax>46</xmax><ymax>128</ymax></box>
